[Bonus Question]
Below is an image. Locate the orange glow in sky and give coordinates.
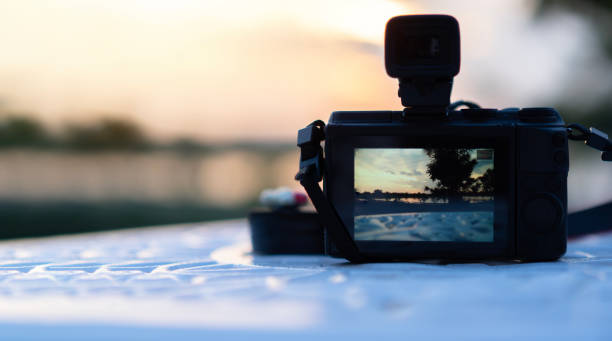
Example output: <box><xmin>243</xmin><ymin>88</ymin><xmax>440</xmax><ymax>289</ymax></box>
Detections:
<box><xmin>0</xmin><ymin>1</ymin><xmax>594</xmax><ymax>142</ymax></box>
<box><xmin>0</xmin><ymin>0</ymin><xmax>414</xmax><ymax>142</ymax></box>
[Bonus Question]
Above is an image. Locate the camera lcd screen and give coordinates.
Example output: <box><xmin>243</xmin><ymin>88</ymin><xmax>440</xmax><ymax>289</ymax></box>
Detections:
<box><xmin>354</xmin><ymin>148</ymin><xmax>494</xmax><ymax>242</ymax></box>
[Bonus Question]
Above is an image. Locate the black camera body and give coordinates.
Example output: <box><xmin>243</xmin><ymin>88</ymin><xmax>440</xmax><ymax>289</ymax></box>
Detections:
<box><xmin>323</xmin><ymin>107</ymin><xmax>568</xmax><ymax>261</ymax></box>
<box><xmin>294</xmin><ymin>14</ymin><xmax>570</xmax><ymax>262</ymax></box>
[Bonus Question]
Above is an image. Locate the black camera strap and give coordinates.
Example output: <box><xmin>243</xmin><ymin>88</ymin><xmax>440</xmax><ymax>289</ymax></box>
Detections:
<box><xmin>295</xmin><ymin>120</ymin><xmax>364</xmax><ymax>263</ymax></box>
<box><xmin>566</xmin><ymin>123</ymin><xmax>612</xmax><ymax>161</ymax></box>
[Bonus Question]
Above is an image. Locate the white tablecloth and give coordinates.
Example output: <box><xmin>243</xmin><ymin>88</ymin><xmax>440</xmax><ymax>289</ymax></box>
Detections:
<box><xmin>0</xmin><ymin>220</ymin><xmax>610</xmax><ymax>340</ymax></box>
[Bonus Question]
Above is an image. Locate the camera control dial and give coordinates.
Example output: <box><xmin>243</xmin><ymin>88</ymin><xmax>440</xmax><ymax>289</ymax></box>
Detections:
<box><xmin>522</xmin><ymin>193</ymin><xmax>563</xmax><ymax>234</ymax></box>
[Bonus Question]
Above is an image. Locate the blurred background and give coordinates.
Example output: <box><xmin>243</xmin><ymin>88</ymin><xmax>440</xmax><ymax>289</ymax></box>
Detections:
<box><xmin>0</xmin><ymin>0</ymin><xmax>610</xmax><ymax>238</ymax></box>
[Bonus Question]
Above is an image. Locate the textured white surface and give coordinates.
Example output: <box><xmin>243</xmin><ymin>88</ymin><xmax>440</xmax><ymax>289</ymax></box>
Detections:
<box><xmin>0</xmin><ymin>220</ymin><xmax>611</xmax><ymax>340</ymax></box>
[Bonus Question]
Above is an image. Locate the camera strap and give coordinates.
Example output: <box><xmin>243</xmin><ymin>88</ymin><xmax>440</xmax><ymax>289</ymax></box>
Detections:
<box><xmin>295</xmin><ymin>120</ymin><xmax>365</xmax><ymax>263</ymax></box>
<box><xmin>566</xmin><ymin>123</ymin><xmax>612</xmax><ymax>161</ymax></box>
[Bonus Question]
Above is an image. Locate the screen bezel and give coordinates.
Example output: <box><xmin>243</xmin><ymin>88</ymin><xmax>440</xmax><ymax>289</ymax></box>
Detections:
<box><xmin>325</xmin><ymin>129</ymin><xmax>514</xmax><ymax>260</ymax></box>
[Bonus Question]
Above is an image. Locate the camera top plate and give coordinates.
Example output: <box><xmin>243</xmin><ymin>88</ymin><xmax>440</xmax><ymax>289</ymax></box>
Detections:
<box><xmin>328</xmin><ymin>107</ymin><xmax>566</xmax><ymax>127</ymax></box>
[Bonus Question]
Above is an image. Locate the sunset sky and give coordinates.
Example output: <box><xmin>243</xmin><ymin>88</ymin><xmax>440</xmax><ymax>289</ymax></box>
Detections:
<box><xmin>0</xmin><ymin>1</ymin><xmax>601</xmax><ymax>142</ymax></box>
<box><xmin>354</xmin><ymin>148</ymin><xmax>494</xmax><ymax>193</ymax></box>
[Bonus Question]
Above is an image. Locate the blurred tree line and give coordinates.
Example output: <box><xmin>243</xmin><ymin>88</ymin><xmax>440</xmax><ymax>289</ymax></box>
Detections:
<box><xmin>535</xmin><ymin>0</ymin><xmax>612</xmax><ymax>134</ymax></box>
<box><xmin>0</xmin><ymin>112</ymin><xmax>147</xmax><ymax>150</ymax></box>
<box><xmin>0</xmin><ymin>109</ymin><xmax>291</xmax><ymax>154</ymax></box>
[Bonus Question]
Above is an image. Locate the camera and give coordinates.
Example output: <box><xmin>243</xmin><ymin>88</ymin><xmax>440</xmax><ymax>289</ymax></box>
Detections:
<box><xmin>296</xmin><ymin>15</ymin><xmax>569</xmax><ymax>262</ymax></box>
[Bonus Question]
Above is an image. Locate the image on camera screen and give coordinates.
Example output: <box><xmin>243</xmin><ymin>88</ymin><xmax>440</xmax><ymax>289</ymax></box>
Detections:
<box><xmin>354</xmin><ymin>148</ymin><xmax>494</xmax><ymax>242</ymax></box>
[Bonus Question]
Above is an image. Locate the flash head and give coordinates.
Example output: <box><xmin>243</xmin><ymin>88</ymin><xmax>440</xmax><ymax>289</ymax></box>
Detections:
<box><xmin>385</xmin><ymin>15</ymin><xmax>460</xmax><ymax>79</ymax></box>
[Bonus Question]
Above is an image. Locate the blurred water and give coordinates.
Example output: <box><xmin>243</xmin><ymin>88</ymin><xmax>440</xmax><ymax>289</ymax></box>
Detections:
<box><xmin>0</xmin><ymin>149</ymin><xmax>299</xmax><ymax>206</ymax></box>
<box><xmin>0</xmin><ymin>149</ymin><xmax>608</xmax><ymax>212</ymax></box>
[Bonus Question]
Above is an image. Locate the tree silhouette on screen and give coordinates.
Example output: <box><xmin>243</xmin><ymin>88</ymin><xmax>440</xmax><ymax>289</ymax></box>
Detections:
<box><xmin>471</xmin><ymin>168</ymin><xmax>494</xmax><ymax>194</ymax></box>
<box><xmin>423</xmin><ymin>148</ymin><xmax>477</xmax><ymax>199</ymax></box>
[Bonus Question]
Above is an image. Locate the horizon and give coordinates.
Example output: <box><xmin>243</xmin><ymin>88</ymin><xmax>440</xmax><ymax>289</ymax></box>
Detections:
<box><xmin>354</xmin><ymin>148</ymin><xmax>493</xmax><ymax>194</ymax></box>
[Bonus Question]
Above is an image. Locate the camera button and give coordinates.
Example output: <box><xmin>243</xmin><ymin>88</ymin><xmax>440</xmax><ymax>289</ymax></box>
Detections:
<box><xmin>522</xmin><ymin>193</ymin><xmax>563</xmax><ymax>233</ymax></box>
<box><xmin>552</xmin><ymin>133</ymin><xmax>566</xmax><ymax>147</ymax></box>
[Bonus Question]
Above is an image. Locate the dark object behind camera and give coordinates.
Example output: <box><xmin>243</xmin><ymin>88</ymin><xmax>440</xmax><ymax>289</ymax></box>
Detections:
<box><xmin>249</xmin><ymin>208</ymin><xmax>323</xmax><ymax>254</ymax></box>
